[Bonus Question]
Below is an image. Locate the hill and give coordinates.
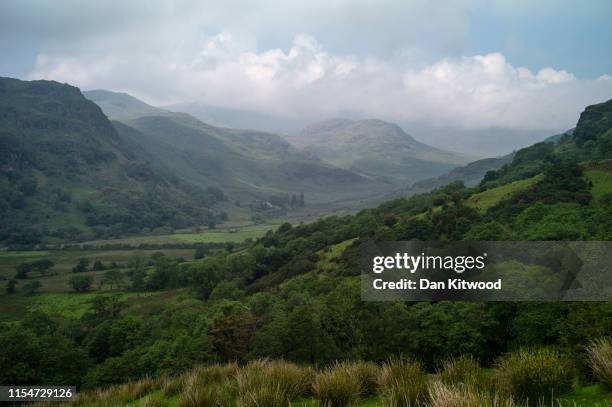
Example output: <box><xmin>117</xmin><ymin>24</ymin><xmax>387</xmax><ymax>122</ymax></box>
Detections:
<box><xmin>85</xmin><ymin>90</ymin><xmax>388</xmax><ymax>209</ymax></box>
<box><xmin>0</xmin><ymin>77</ymin><xmax>225</xmax><ymax>244</ymax></box>
<box><xmin>285</xmin><ymin>118</ymin><xmax>470</xmax><ymax>186</ymax></box>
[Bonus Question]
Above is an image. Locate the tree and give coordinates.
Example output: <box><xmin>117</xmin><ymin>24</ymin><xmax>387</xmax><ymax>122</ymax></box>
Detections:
<box><xmin>31</xmin><ymin>259</ymin><xmax>54</xmax><ymax>276</ymax></box>
<box><xmin>72</xmin><ymin>258</ymin><xmax>90</xmax><ymax>273</ymax></box>
<box><xmin>102</xmin><ymin>269</ymin><xmax>124</xmax><ymax>290</ymax></box>
<box><xmin>69</xmin><ymin>275</ymin><xmax>93</xmax><ymax>292</ymax></box>
<box><xmin>15</xmin><ymin>263</ymin><xmax>32</xmax><ymax>279</ymax></box>
<box><xmin>383</xmin><ymin>213</ymin><xmax>398</xmax><ymax>227</ymax></box>
<box><xmin>92</xmin><ymin>260</ymin><xmax>107</xmax><ymax>271</ymax></box>
<box><xmin>22</xmin><ymin>281</ymin><xmax>42</xmax><ymax>295</ymax></box>
<box><xmin>6</xmin><ymin>279</ymin><xmax>18</xmax><ymax>294</ymax></box>
<box><xmin>194</xmin><ymin>246</ymin><xmax>206</xmax><ymax>260</ymax></box>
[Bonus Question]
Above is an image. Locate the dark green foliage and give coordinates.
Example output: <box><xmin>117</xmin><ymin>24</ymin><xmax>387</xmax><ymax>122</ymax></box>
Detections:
<box><xmin>72</xmin><ymin>257</ymin><xmax>90</xmax><ymax>273</ymax></box>
<box><xmin>69</xmin><ymin>275</ymin><xmax>94</xmax><ymax>292</ymax></box>
<box><xmin>487</xmin><ymin>162</ymin><xmax>591</xmax><ymax>224</ymax></box>
<box><xmin>5</xmin><ymin>278</ymin><xmax>17</xmax><ymax>293</ymax></box>
<box><xmin>0</xmin><ymin>325</ymin><xmax>90</xmax><ymax>386</ymax></box>
<box><xmin>22</xmin><ymin>280</ymin><xmax>42</xmax><ymax>294</ymax></box>
<box><xmin>14</xmin><ymin>259</ymin><xmax>54</xmax><ymax>278</ymax></box>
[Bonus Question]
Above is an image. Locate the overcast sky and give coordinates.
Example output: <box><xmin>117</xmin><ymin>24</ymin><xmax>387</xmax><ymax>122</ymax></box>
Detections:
<box><xmin>1</xmin><ymin>0</ymin><xmax>612</xmax><ymax>133</ymax></box>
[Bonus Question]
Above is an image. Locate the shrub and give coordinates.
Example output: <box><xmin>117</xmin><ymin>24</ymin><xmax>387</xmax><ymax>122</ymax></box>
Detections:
<box><xmin>378</xmin><ymin>358</ymin><xmax>428</xmax><ymax>407</ymax></box>
<box><xmin>495</xmin><ymin>348</ymin><xmax>574</xmax><ymax>406</ymax></box>
<box><xmin>586</xmin><ymin>337</ymin><xmax>612</xmax><ymax>388</ymax></box>
<box><xmin>438</xmin><ymin>355</ymin><xmax>488</xmax><ymax>391</ymax></box>
<box><xmin>428</xmin><ymin>381</ymin><xmax>518</xmax><ymax>407</ymax></box>
<box><xmin>236</xmin><ymin>359</ymin><xmax>312</xmax><ymax>407</ymax></box>
<box><xmin>313</xmin><ymin>363</ymin><xmax>361</xmax><ymax>407</ymax></box>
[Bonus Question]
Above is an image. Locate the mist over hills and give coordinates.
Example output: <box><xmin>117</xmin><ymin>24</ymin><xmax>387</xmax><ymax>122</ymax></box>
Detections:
<box><xmin>164</xmin><ymin>101</ymin><xmax>311</xmax><ymax>134</ymax></box>
<box><xmin>84</xmin><ymin>90</ymin><xmax>384</xmax><ymax>207</ymax></box>
<box><xmin>164</xmin><ymin>101</ymin><xmax>562</xmax><ymax>158</ymax></box>
<box><xmin>284</xmin><ymin>118</ymin><xmax>470</xmax><ymax>186</ymax></box>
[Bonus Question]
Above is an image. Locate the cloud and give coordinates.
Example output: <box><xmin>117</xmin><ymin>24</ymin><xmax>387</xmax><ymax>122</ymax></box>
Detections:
<box><xmin>28</xmin><ymin>32</ymin><xmax>612</xmax><ymax>131</ymax></box>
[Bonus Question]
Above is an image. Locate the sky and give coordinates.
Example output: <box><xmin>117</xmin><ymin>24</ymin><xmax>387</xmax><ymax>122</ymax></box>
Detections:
<box><xmin>1</xmin><ymin>0</ymin><xmax>612</xmax><ymax>143</ymax></box>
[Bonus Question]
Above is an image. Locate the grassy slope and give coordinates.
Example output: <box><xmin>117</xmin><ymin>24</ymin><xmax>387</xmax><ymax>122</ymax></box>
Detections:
<box><xmin>465</xmin><ymin>174</ymin><xmax>543</xmax><ymax>211</ymax></box>
<box><xmin>585</xmin><ymin>160</ymin><xmax>612</xmax><ymax>201</ymax></box>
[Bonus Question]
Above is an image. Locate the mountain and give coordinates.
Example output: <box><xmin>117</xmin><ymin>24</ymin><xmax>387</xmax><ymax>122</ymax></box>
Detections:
<box><xmin>84</xmin><ymin>90</ymin><xmax>385</xmax><ymax>207</ymax></box>
<box><xmin>284</xmin><ymin>118</ymin><xmax>470</xmax><ymax>186</ymax></box>
<box><xmin>0</xmin><ymin>77</ymin><xmax>226</xmax><ymax>244</ymax></box>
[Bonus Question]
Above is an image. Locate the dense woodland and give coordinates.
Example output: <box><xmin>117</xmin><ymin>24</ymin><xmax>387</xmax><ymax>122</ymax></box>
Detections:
<box><xmin>1</xmin><ymin>97</ymin><xmax>612</xmax><ymax>398</ymax></box>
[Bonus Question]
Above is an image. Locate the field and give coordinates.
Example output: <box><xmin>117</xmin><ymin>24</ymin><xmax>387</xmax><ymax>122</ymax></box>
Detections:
<box><xmin>0</xmin><ymin>222</ymin><xmax>286</xmax><ymax>322</ymax></box>
<box><xmin>74</xmin><ymin>223</ymin><xmax>280</xmax><ymax>247</ymax></box>
<box><xmin>0</xmin><ymin>246</ymin><xmax>195</xmax><ymax>322</ymax></box>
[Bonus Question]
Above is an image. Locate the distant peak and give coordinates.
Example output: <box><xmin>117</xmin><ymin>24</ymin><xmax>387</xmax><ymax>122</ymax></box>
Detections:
<box><xmin>300</xmin><ymin>118</ymin><xmax>354</xmax><ymax>134</ymax></box>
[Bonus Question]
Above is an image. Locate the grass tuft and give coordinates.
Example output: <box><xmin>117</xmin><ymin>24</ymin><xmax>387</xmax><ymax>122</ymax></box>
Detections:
<box><xmin>428</xmin><ymin>380</ymin><xmax>519</xmax><ymax>407</ymax></box>
<box><xmin>495</xmin><ymin>348</ymin><xmax>574</xmax><ymax>406</ymax></box>
<box><xmin>378</xmin><ymin>358</ymin><xmax>428</xmax><ymax>407</ymax></box>
<box><xmin>438</xmin><ymin>355</ymin><xmax>488</xmax><ymax>392</ymax></box>
<box><xmin>586</xmin><ymin>337</ymin><xmax>612</xmax><ymax>388</ymax></box>
<box><xmin>312</xmin><ymin>362</ymin><xmax>362</xmax><ymax>407</ymax></box>
<box><xmin>236</xmin><ymin>359</ymin><xmax>313</xmax><ymax>407</ymax></box>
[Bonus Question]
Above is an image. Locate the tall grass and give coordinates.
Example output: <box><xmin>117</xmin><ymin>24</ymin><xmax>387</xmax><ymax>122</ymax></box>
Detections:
<box><xmin>344</xmin><ymin>361</ymin><xmax>381</xmax><ymax>396</ymax></box>
<box><xmin>312</xmin><ymin>363</ymin><xmax>362</xmax><ymax>407</ymax></box>
<box><xmin>428</xmin><ymin>381</ymin><xmax>519</xmax><ymax>407</ymax></box>
<box><xmin>177</xmin><ymin>363</ymin><xmax>238</xmax><ymax>407</ymax></box>
<box><xmin>178</xmin><ymin>383</ymin><xmax>235</xmax><ymax>407</ymax></box>
<box><xmin>495</xmin><ymin>348</ymin><xmax>574</xmax><ymax>406</ymax></box>
<box><xmin>586</xmin><ymin>337</ymin><xmax>612</xmax><ymax>388</ymax></box>
<box><xmin>236</xmin><ymin>359</ymin><xmax>313</xmax><ymax>407</ymax></box>
<box><xmin>378</xmin><ymin>358</ymin><xmax>428</xmax><ymax>407</ymax></box>
<box><xmin>438</xmin><ymin>355</ymin><xmax>487</xmax><ymax>391</ymax></box>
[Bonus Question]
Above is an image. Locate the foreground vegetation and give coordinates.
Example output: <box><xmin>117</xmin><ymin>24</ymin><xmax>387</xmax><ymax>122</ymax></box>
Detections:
<box><xmin>36</xmin><ymin>349</ymin><xmax>612</xmax><ymax>406</ymax></box>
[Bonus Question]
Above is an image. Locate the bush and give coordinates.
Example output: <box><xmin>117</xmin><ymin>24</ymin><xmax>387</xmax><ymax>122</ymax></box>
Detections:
<box><xmin>428</xmin><ymin>381</ymin><xmax>518</xmax><ymax>407</ymax></box>
<box><xmin>236</xmin><ymin>359</ymin><xmax>312</xmax><ymax>407</ymax></box>
<box><xmin>495</xmin><ymin>348</ymin><xmax>574</xmax><ymax>405</ymax></box>
<box><xmin>586</xmin><ymin>337</ymin><xmax>612</xmax><ymax>388</ymax></box>
<box><xmin>378</xmin><ymin>358</ymin><xmax>428</xmax><ymax>407</ymax></box>
<box><xmin>69</xmin><ymin>275</ymin><xmax>94</xmax><ymax>292</ymax></box>
<box><xmin>313</xmin><ymin>363</ymin><xmax>361</xmax><ymax>407</ymax></box>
